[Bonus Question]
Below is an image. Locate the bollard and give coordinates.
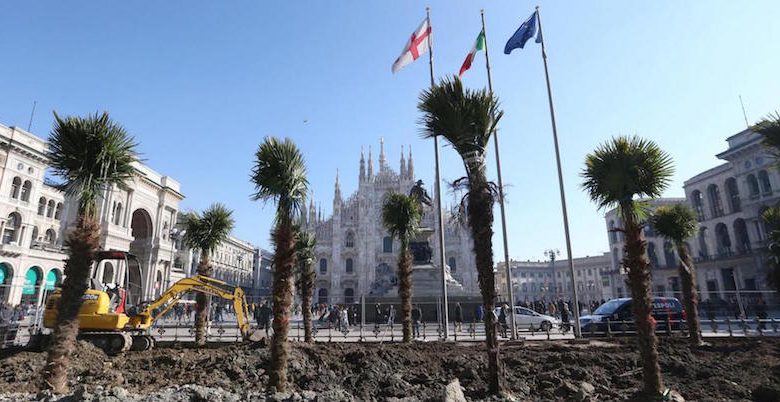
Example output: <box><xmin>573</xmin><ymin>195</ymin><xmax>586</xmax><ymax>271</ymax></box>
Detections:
<box><xmin>665</xmin><ymin>316</ymin><xmax>672</xmax><ymax>337</ymax></box>
<box><xmin>605</xmin><ymin>319</ymin><xmax>612</xmax><ymax>338</ymax></box>
<box><xmin>741</xmin><ymin>318</ymin><xmax>748</xmax><ymax>336</ymax></box>
<box><xmin>422</xmin><ymin>321</ymin><xmax>427</xmax><ymax>340</ymax></box>
<box><xmin>328</xmin><ymin>323</ymin><xmax>332</xmax><ymax>342</ymax></box>
<box><xmin>390</xmin><ymin>324</ymin><xmax>394</xmax><ymax>342</ymax></box>
<box><xmin>359</xmin><ymin>322</ymin><xmax>364</xmax><ymax>342</ymax></box>
<box><xmin>756</xmin><ymin>318</ymin><xmax>763</xmax><ymax>337</ymax></box>
<box><xmin>468</xmin><ymin>321</ymin><xmax>476</xmax><ymax>340</ymax></box>
<box><xmin>726</xmin><ymin>318</ymin><xmax>732</xmax><ymax>336</ymax></box>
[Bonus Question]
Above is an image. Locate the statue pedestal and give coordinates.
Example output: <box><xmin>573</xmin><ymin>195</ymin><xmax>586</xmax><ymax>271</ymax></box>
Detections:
<box><xmin>410</xmin><ymin>263</ymin><xmax>467</xmax><ymax>297</ymax></box>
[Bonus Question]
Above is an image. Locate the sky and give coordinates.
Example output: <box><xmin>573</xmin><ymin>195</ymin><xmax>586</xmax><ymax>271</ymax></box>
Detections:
<box><xmin>1</xmin><ymin>1</ymin><xmax>778</xmax><ymax>262</ymax></box>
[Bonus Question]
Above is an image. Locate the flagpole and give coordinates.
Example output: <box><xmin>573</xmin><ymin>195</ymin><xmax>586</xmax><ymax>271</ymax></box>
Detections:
<box><xmin>536</xmin><ymin>6</ymin><xmax>582</xmax><ymax>338</ymax></box>
<box><xmin>427</xmin><ymin>6</ymin><xmax>450</xmax><ymax>340</ymax></box>
<box><xmin>480</xmin><ymin>9</ymin><xmax>517</xmax><ymax>341</ymax></box>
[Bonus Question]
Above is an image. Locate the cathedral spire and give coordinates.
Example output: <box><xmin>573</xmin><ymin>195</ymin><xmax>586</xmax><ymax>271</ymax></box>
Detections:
<box><xmin>379</xmin><ymin>137</ymin><xmax>386</xmax><ymax>171</ymax></box>
<box><xmin>400</xmin><ymin>145</ymin><xmax>407</xmax><ymax>178</ymax></box>
<box><xmin>407</xmin><ymin>145</ymin><xmax>414</xmax><ymax>180</ymax></box>
<box><xmin>367</xmin><ymin>145</ymin><xmax>374</xmax><ymax>180</ymax></box>
<box><xmin>334</xmin><ymin>169</ymin><xmax>342</xmax><ymax>204</ymax></box>
<box><xmin>359</xmin><ymin>146</ymin><xmax>366</xmax><ymax>182</ymax></box>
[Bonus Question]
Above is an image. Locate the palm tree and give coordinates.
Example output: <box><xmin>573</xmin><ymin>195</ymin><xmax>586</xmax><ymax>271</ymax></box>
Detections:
<box><xmin>294</xmin><ymin>227</ymin><xmax>316</xmax><ymax>343</ymax></box>
<box><xmin>649</xmin><ymin>204</ymin><xmax>702</xmax><ymax>345</ymax></box>
<box><xmin>41</xmin><ymin>112</ymin><xmax>138</xmax><ymax>393</ymax></box>
<box><xmin>381</xmin><ymin>193</ymin><xmax>423</xmax><ymax>342</ymax></box>
<box><xmin>755</xmin><ymin>112</ymin><xmax>780</xmax><ymax>161</ymax></box>
<box><xmin>755</xmin><ymin>112</ymin><xmax>780</xmax><ymax>291</ymax></box>
<box><xmin>581</xmin><ymin>136</ymin><xmax>674</xmax><ymax>397</ymax></box>
<box><xmin>418</xmin><ymin>77</ymin><xmax>504</xmax><ymax>394</ymax></box>
<box><xmin>181</xmin><ymin>204</ymin><xmax>235</xmax><ymax>347</ymax></box>
<box><xmin>251</xmin><ymin>137</ymin><xmax>308</xmax><ymax>392</ymax></box>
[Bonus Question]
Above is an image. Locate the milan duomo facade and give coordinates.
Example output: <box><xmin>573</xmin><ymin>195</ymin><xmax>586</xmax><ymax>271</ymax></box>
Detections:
<box><xmin>301</xmin><ymin>140</ymin><xmax>480</xmax><ymax>305</ymax></box>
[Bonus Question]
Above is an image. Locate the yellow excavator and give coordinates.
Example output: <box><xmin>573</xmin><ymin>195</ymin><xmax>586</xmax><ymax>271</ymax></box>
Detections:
<box><xmin>40</xmin><ymin>250</ymin><xmax>259</xmax><ymax>355</ymax></box>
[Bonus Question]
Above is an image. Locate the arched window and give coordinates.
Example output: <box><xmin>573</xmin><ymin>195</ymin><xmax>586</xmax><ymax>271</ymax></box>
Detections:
<box><xmin>644</xmin><ymin>221</ymin><xmax>655</xmax><ymax>238</ymax></box>
<box><xmin>758</xmin><ymin>170</ymin><xmax>772</xmax><ymax>195</ymax></box>
<box><xmin>45</xmin><ymin>229</ymin><xmax>56</xmax><ymax>245</ymax></box>
<box><xmin>733</xmin><ymin>218</ymin><xmax>750</xmax><ymax>253</ymax></box>
<box><xmin>612</xmin><ymin>249</ymin><xmax>620</xmax><ymax>270</ymax></box>
<box><xmin>20</xmin><ymin>266</ymin><xmax>42</xmax><ymax>305</ymax></box>
<box><xmin>30</xmin><ymin>226</ymin><xmax>39</xmax><ymax>246</ymax></box>
<box><xmin>608</xmin><ymin>220</ymin><xmax>617</xmax><ymax>244</ymax></box>
<box><xmin>37</xmin><ymin>197</ymin><xmax>46</xmax><ymax>215</ymax></box>
<box><xmin>344</xmin><ymin>288</ymin><xmax>354</xmax><ymax>304</ymax></box>
<box><xmin>707</xmin><ymin>184</ymin><xmax>724</xmax><ymax>218</ymax></box>
<box><xmin>46</xmin><ymin>200</ymin><xmax>55</xmax><ymax>218</ymax></box>
<box><xmin>698</xmin><ymin>227</ymin><xmax>709</xmax><ymax>258</ymax></box>
<box><xmin>345</xmin><ymin>258</ymin><xmax>354</xmax><ymax>274</ymax></box>
<box><xmin>691</xmin><ymin>190</ymin><xmax>705</xmax><ymax>221</ymax></box>
<box><xmin>10</xmin><ymin>177</ymin><xmax>21</xmax><ymax>199</ymax></box>
<box><xmin>345</xmin><ymin>231</ymin><xmax>355</xmax><ymax>248</ymax></box>
<box><xmin>747</xmin><ymin>174</ymin><xmax>760</xmax><ymax>198</ymax></box>
<box><xmin>647</xmin><ymin>242</ymin><xmax>659</xmax><ymax>267</ymax></box>
<box><xmin>725</xmin><ymin>177</ymin><xmax>741</xmax><ymax>213</ymax></box>
<box><xmin>319</xmin><ymin>258</ymin><xmax>327</xmax><ymax>274</ymax></box>
<box><xmin>383</xmin><ymin>236</ymin><xmax>393</xmax><ymax>253</ymax></box>
<box><xmin>55</xmin><ymin>203</ymin><xmax>63</xmax><ymax>220</ymax></box>
<box><xmin>20</xmin><ymin>180</ymin><xmax>32</xmax><ymax>202</ymax></box>
<box><xmin>715</xmin><ymin>223</ymin><xmax>732</xmax><ymax>255</ymax></box>
<box><xmin>317</xmin><ymin>288</ymin><xmax>328</xmax><ymax>304</ymax></box>
<box><xmin>2</xmin><ymin>213</ymin><xmax>21</xmax><ymax>244</ymax></box>
<box><xmin>448</xmin><ymin>257</ymin><xmax>457</xmax><ymax>273</ymax></box>
<box><xmin>663</xmin><ymin>241</ymin><xmax>676</xmax><ymax>267</ymax></box>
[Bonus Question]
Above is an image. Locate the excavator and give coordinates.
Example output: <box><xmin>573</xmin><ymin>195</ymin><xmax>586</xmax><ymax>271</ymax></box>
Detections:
<box><xmin>39</xmin><ymin>250</ymin><xmax>259</xmax><ymax>355</ymax></box>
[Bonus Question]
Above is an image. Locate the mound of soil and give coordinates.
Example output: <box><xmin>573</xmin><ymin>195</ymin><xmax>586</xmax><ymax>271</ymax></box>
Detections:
<box><xmin>0</xmin><ymin>338</ymin><xmax>778</xmax><ymax>401</ymax></box>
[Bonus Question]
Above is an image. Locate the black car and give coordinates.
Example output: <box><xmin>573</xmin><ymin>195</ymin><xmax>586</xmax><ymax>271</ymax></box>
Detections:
<box><xmin>579</xmin><ymin>297</ymin><xmax>686</xmax><ymax>336</ymax></box>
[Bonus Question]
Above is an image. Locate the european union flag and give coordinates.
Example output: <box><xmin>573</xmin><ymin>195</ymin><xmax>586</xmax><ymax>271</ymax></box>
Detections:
<box><xmin>504</xmin><ymin>11</ymin><xmax>541</xmax><ymax>55</ymax></box>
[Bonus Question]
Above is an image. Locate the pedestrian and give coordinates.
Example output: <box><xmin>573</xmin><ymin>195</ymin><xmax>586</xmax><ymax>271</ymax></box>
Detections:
<box><xmin>258</xmin><ymin>301</ymin><xmax>272</xmax><ymax>336</ymax></box>
<box><xmin>340</xmin><ymin>306</ymin><xmax>349</xmax><ymax>331</ymax></box>
<box><xmin>374</xmin><ymin>303</ymin><xmax>383</xmax><ymax>326</ymax></box>
<box><xmin>475</xmin><ymin>304</ymin><xmax>485</xmax><ymax>323</ymax></box>
<box><xmin>498</xmin><ymin>304</ymin><xmax>508</xmax><ymax>337</ymax></box>
<box><xmin>387</xmin><ymin>305</ymin><xmax>396</xmax><ymax>325</ymax></box>
<box><xmin>548</xmin><ymin>302</ymin><xmax>557</xmax><ymax>318</ymax></box>
<box><xmin>454</xmin><ymin>302</ymin><xmax>463</xmax><ymax>332</ymax></box>
<box><xmin>756</xmin><ymin>295</ymin><xmax>768</xmax><ymax>331</ymax></box>
<box><xmin>411</xmin><ymin>304</ymin><xmax>422</xmax><ymax>338</ymax></box>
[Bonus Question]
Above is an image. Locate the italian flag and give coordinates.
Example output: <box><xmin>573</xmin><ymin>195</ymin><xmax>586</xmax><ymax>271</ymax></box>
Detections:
<box><xmin>459</xmin><ymin>30</ymin><xmax>485</xmax><ymax>77</ymax></box>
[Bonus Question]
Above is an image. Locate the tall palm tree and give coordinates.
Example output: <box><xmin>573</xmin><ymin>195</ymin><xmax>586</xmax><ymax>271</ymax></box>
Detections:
<box><xmin>294</xmin><ymin>227</ymin><xmax>316</xmax><ymax>343</ymax></box>
<box><xmin>181</xmin><ymin>204</ymin><xmax>235</xmax><ymax>346</ymax></box>
<box><xmin>251</xmin><ymin>137</ymin><xmax>308</xmax><ymax>392</ymax></box>
<box><xmin>755</xmin><ymin>112</ymin><xmax>780</xmax><ymax>291</ymax></box>
<box><xmin>381</xmin><ymin>193</ymin><xmax>422</xmax><ymax>342</ymax></box>
<box><xmin>649</xmin><ymin>204</ymin><xmax>702</xmax><ymax>345</ymax></box>
<box><xmin>755</xmin><ymin>112</ymin><xmax>780</xmax><ymax>161</ymax></box>
<box><xmin>418</xmin><ymin>77</ymin><xmax>504</xmax><ymax>394</ymax></box>
<box><xmin>581</xmin><ymin>136</ymin><xmax>674</xmax><ymax>397</ymax></box>
<box><xmin>41</xmin><ymin>112</ymin><xmax>138</xmax><ymax>393</ymax></box>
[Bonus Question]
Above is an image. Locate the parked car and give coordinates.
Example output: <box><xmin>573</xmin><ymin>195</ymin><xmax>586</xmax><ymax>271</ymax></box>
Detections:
<box><xmin>579</xmin><ymin>297</ymin><xmax>686</xmax><ymax>336</ymax></box>
<box><xmin>494</xmin><ymin>306</ymin><xmax>559</xmax><ymax>332</ymax></box>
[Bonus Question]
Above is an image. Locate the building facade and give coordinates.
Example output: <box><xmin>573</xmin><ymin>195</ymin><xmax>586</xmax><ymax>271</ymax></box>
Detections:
<box><xmin>303</xmin><ymin>140</ymin><xmax>478</xmax><ymax>305</ymax></box>
<box><xmin>605</xmin><ymin>128</ymin><xmax>778</xmax><ymax>303</ymax></box>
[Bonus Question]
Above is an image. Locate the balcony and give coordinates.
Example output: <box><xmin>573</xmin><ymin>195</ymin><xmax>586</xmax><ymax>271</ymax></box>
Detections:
<box><xmin>694</xmin><ymin>247</ymin><xmax>759</xmax><ymax>264</ymax></box>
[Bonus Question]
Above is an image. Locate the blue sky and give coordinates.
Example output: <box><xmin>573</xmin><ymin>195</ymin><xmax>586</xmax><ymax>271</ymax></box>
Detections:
<box><xmin>1</xmin><ymin>1</ymin><xmax>778</xmax><ymax>261</ymax></box>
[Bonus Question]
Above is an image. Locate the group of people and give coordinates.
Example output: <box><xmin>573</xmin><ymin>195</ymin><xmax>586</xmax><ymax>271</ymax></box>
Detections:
<box><xmin>318</xmin><ymin>304</ymin><xmax>358</xmax><ymax>332</ymax></box>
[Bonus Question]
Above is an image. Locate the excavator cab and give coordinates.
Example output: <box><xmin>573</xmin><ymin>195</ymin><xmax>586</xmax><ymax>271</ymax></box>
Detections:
<box><xmin>91</xmin><ymin>250</ymin><xmax>144</xmax><ymax>315</ymax></box>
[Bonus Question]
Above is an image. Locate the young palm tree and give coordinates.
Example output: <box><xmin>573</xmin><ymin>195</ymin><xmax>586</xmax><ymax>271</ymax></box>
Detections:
<box><xmin>181</xmin><ymin>204</ymin><xmax>235</xmax><ymax>347</ymax></box>
<box><xmin>42</xmin><ymin>112</ymin><xmax>138</xmax><ymax>393</ymax></box>
<box><xmin>755</xmin><ymin>113</ymin><xmax>780</xmax><ymax>291</ymax></box>
<box><xmin>418</xmin><ymin>77</ymin><xmax>504</xmax><ymax>394</ymax></box>
<box><xmin>755</xmin><ymin>112</ymin><xmax>780</xmax><ymax>160</ymax></box>
<box><xmin>251</xmin><ymin>137</ymin><xmax>308</xmax><ymax>392</ymax></box>
<box><xmin>294</xmin><ymin>227</ymin><xmax>316</xmax><ymax>343</ymax></box>
<box><xmin>381</xmin><ymin>193</ymin><xmax>423</xmax><ymax>342</ymax></box>
<box><xmin>649</xmin><ymin>204</ymin><xmax>703</xmax><ymax>345</ymax></box>
<box><xmin>581</xmin><ymin>136</ymin><xmax>674</xmax><ymax>397</ymax></box>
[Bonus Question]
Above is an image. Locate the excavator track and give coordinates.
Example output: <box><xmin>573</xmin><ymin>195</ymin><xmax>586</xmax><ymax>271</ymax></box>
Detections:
<box><xmin>78</xmin><ymin>332</ymin><xmax>133</xmax><ymax>356</ymax></box>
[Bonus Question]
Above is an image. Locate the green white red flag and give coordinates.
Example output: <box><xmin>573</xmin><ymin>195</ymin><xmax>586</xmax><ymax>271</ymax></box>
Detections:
<box><xmin>459</xmin><ymin>30</ymin><xmax>485</xmax><ymax>77</ymax></box>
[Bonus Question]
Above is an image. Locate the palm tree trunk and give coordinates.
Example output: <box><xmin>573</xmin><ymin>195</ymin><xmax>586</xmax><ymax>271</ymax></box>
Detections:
<box><xmin>270</xmin><ymin>219</ymin><xmax>296</xmax><ymax>391</ymax></box>
<box><xmin>466</xmin><ymin>174</ymin><xmax>502</xmax><ymax>395</ymax></box>
<box><xmin>676</xmin><ymin>243</ymin><xmax>702</xmax><ymax>345</ymax></box>
<box><xmin>300</xmin><ymin>263</ymin><xmax>314</xmax><ymax>343</ymax></box>
<box><xmin>41</xmin><ymin>216</ymin><xmax>100</xmax><ymax>393</ymax></box>
<box><xmin>194</xmin><ymin>253</ymin><xmax>211</xmax><ymax>347</ymax></box>
<box><xmin>398</xmin><ymin>236</ymin><xmax>413</xmax><ymax>342</ymax></box>
<box><xmin>621</xmin><ymin>207</ymin><xmax>664</xmax><ymax>396</ymax></box>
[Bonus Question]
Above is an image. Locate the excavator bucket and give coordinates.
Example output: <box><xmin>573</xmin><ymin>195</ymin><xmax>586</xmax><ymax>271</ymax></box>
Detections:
<box><xmin>246</xmin><ymin>329</ymin><xmax>265</xmax><ymax>343</ymax></box>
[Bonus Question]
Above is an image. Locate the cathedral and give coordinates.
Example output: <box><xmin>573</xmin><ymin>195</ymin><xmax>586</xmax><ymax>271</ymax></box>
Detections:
<box><xmin>302</xmin><ymin>140</ymin><xmax>480</xmax><ymax>305</ymax></box>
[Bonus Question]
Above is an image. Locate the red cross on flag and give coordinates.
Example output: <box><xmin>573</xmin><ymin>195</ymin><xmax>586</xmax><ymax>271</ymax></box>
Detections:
<box><xmin>391</xmin><ymin>17</ymin><xmax>431</xmax><ymax>74</ymax></box>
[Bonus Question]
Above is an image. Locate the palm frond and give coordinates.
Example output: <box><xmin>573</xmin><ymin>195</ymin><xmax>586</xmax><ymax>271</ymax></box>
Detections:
<box><xmin>381</xmin><ymin>193</ymin><xmax>422</xmax><ymax>242</ymax></box>
<box><xmin>754</xmin><ymin>112</ymin><xmax>780</xmax><ymax>162</ymax></box>
<box><xmin>182</xmin><ymin>203</ymin><xmax>235</xmax><ymax>254</ymax></box>
<box><xmin>649</xmin><ymin>203</ymin><xmax>698</xmax><ymax>244</ymax></box>
<box><xmin>294</xmin><ymin>228</ymin><xmax>316</xmax><ymax>268</ymax></box>
<box><xmin>250</xmin><ymin>137</ymin><xmax>309</xmax><ymax>223</ymax></box>
<box><xmin>47</xmin><ymin>111</ymin><xmax>138</xmax><ymax>216</ymax></box>
<box><xmin>418</xmin><ymin>77</ymin><xmax>503</xmax><ymax>173</ymax></box>
<box><xmin>581</xmin><ymin>135</ymin><xmax>674</xmax><ymax>210</ymax></box>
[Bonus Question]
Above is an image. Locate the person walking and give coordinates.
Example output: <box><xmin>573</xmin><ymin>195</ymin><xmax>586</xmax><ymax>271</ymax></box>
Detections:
<box><xmin>756</xmin><ymin>295</ymin><xmax>768</xmax><ymax>331</ymax></box>
<box><xmin>560</xmin><ymin>302</ymin><xmax>571</xmax><ymax>333</ymax></box>
<box><xmin>340</xmin><ymin>306</ymin><xmax>349</xmax><ymax>332</ymax></box>
<box><xmin>454</xmin><ymin>302</ymin><xmax>463</xmax><ymax>332</ymax></box>
<box><xmin>374</xmin><ymin>303</ymin><xmax>383</xmax><ymax>326</ymax></box>
<box><xmin>387</xmin><ymin>305</ymin><xmax>396</xmax><ymax>326</ymax></box>
<box><xmin>498</xmin><ymin>304</ymin><xmax>508</xmax><ymax>338</ymax></box>
<box><xmin>411</xmin><ymin>304</ymin><xmax>422</xmax><ymax>338</ymax></box>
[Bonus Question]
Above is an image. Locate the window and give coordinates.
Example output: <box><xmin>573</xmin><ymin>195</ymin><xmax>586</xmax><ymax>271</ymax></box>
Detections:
<box><xmin>715</xmin><ymin>223</ymin><xmax>732</xmax><ymax>255</ymax></box>
<box><xmin>707</xmin><ymin>184</ymin><xmax>724</xmax><ymax>218</ymax></box>
<box><xmin>758</xmin><ymin>170</ymin><xmax>772</xmax><ymax>195</ymax></box>
<box><xmin>663</xmin><ymin>241</ymin><xmax>676</xmax><ymax>267</ymax></box>
<box><xmin>113</xmin><ymin>202</ymin><xmax>123</xmax><ymax>225</ymax></box>
<box><xmin>747</xmin><ymin>174</ymin><xmax>760</xmax><ymax>198</ymax></box>
<box><xmin>55</xmin><ymin>203</ymin><xmax>63</xmax><ymax>220</ymax></box>
<box><xmin>644</xmin><ymin>221</ymin><xmax>654</xmax><ymax>238</ymax></box>
<box><xmin>521</xmin><ymin>272</ymin><xmax>526</xmax><ymax>278</ymax></box>
<box><xmin>318</xmin><ymin>288</ymin><xmax>328</xmax><ymax>304</ymax></box>
<box><xmin>725</xmin><ymin>177</ymin><xmax>741</xmax><ymax>213</ymax></box>
<box><xmin>45</xmin><ymin>229</ymin><xmax>56</xmax><ymax>245</ymax></box>
<box><xmin>383</xmin><ymin>236</ymin><xmax>393</xmax><ymax>253</ymax></box>
<box><xmin>2</xmin><ymin>213</ymin><xmax>21</xmax><ymax>244</ymax></box>
<box><xmin>344</xmin><ymin>288</ymin><xmax>354</xmax><ymax>304</ymax></box>
<box><xmin>30</xmin><ymin>226</ymin><xmax>39</xmax><ymax>246</ymax></box>
<box><xmin>698</xmin><ymin>227</ymin><xmax>709</xmax><ymax>257</ymax></box>
<box><xmin>345</xmin><ymin>258</ymin><xmax>354</xmax><ymax>274</ymax></box>
<box><xmin>20</xmin><ymin>180</ymin><xmax>31</xmax><ymax>202</ymax></box>
<box><xmin>37</xmin><ymin>197</ymin><xmax>46</xmax><ymax>216</ymax></box>
<box><xmin>319</xmin><ymin>258</ymin><xmax>327</xmax><ymax>274</ymax></box>
<box><xmin>648</xmin><ymin>243</ymin><xmax>659</xmax><ymax>267</ymax></box>
<box><xmin>10</xmin><ymin>177</ymin><xmax>21</xmax><ymax>199</ymax></box>
<box><xmin>46</xmin><ymin>200</ymin><xmax>55</xmax><ymax>218</ymax></box>
<box><xmin>608</xmin><ymin>220</ymin><xmax>616</xmax><ymax>244</ymax></box>
<box><xmin>345</xmin><ymin>231</ymin><xmax>355</xmax><ymax>248</ymax></box>
<box><xmin>691</xmin><ymin>190</ymin><xmax>705</xmax><ymax>221</ymax></box>
<box><xmin>448</xmin><ymin>257</ymin><xmax>456</xmax><ymax>273</ymax></box>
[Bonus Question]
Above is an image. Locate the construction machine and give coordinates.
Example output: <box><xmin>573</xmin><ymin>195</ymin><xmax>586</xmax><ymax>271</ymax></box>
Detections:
<box><xmin>40</xmin><ymin>250</ymin><xmax>258</xmax><ymax>355</ymax></box>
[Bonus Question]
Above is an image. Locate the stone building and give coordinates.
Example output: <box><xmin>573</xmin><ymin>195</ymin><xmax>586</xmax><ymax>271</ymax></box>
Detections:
<box><xmin>303</xmin><ymin>140</ymin><xmax>479</xmax><ymax>305</ymax></box>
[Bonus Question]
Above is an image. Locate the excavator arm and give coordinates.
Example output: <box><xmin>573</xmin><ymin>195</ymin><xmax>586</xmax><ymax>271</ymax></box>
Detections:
<box><xmin>129</xmin><ymin>275</ymin><xmax>254</xmax><ymax>340</ymax></box>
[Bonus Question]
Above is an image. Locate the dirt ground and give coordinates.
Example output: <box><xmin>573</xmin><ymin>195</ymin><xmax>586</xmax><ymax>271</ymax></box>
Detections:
<box><xmin>0</xmin><ymin>337</ymin><xmax>779</xmax><ymax>401</ymax></box>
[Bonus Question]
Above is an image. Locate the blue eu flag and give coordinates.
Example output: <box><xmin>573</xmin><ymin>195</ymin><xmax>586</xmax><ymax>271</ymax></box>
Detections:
<box><xmin>504</xmin><ymin>11</ymin><xmax>541</xmax><ymax>55</ymax></box>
